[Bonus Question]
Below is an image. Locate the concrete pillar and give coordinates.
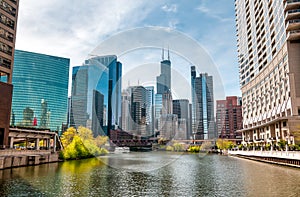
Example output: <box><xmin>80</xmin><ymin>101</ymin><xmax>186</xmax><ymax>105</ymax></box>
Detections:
<box><xmin>36</xmin><ymin>138</ymin><xmax>40</xmax><ymax>150</ymax></box>
<box><xmin>10</xmin><ymin>137</ymin><xmax>14</xmax><ymax>149</ymax></box>
<box><xmin>53</xmin><ymin>135</ymin><xmax>56</xmax><ymax>152</ymax></box>
<box><xmin>47</xmin><ymin>138</ymin><xmax>50</xmax><ymax>150</ymax></box>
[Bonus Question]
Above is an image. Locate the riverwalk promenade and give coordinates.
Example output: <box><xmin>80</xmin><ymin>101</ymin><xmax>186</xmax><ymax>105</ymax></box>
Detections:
<box><xmin>228</xmin><ymin>150</ymin><xmax>300</xmax><ymax>168</ymax></box>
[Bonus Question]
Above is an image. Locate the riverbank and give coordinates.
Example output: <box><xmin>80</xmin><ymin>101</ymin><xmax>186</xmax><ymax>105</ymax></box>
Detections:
<box><xmin>0</xmin><ymin>150</ymin><xmax>59</xmax><ymax>169</ymax></box>
<box><xmin>228</xmin><ymin>150</ymin><xmax>300</xmax><ymax>168</ymax></box>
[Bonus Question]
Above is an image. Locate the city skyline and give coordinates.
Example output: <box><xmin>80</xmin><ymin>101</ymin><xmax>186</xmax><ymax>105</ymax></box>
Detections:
<box><xmin>15</xmin><ymin>0</ymin><xmax>240</xmax><ymax>99</ymax></box>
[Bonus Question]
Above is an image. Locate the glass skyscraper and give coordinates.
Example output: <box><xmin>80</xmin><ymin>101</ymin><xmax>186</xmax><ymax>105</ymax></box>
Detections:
<box><xmin>70</xmin><ymin>55</ymin><xmax>122</xmax><ymax>137</ymax></box>
<box><xmin>11</xmin><ymin>50</ymin><xmax>70</xmax><ymax>133</ymax></box>
<box><xmin>191</xmin><ymin>66</ymin><xmax>215</xmax><ymax>140</ymax></box>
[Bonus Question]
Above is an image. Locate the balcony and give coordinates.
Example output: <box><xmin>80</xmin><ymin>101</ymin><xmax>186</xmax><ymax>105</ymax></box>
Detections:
<box><xmin>285</xmin><ymin>9</ymin><xmax>300</xmax><ymax>20</ymax></box>
<box><xmin>286</xmin><ymin>19</ymin><xmax>300</xmax><ymax>31</ymax></box>
<box><xmin>285</xmin><ymin>0</ymin><xmax>300</xmax><ymax>11</ymax></box>
<box><xmin>287</xmin><ymin>30</ymin><xmax>300</xmax><ymax>40</ymax></box>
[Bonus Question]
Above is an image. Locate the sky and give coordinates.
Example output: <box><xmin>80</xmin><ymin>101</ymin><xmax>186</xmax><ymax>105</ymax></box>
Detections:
<box><xmin>16</xmin><ymin>0</ymin><xmax>240</xmax><ymax>100</ymax></box>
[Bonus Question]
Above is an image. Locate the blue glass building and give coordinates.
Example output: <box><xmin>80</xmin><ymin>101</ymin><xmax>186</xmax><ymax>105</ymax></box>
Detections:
<box><xmin>70</xmin><ymin>55</ymin><xmax>122</xmax><ymax>137</ymax></box>
<box><xmin>11</xmin><ymin>50</ymin><xmax>70</xmax><ymax>133</ymax></box>
<box><xmin>191</xmin><ymin>66</ymin><xmax>215</xmax><ymax>140</ymax></box>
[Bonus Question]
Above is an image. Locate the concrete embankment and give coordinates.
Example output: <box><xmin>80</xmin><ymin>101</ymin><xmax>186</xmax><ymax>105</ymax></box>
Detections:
<box><xmin>0</xmin><ymin>150</ymin><xmax>59</xmax><ymax>170</ymax></box>
<box><xmin>228</xmin><ymin>150</ymin><xmax>300</xmax><ymax>168</ymax></box>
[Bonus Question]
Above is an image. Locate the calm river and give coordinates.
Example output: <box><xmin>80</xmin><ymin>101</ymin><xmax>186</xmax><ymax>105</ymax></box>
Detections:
<box><xmin>0</xmin><ymin>152</ymin><xmax>300</xmax><ymax>196</ymax></box>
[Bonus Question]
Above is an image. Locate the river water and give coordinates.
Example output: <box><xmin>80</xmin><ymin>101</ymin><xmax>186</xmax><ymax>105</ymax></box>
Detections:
<box><xmin>0</xmin><ymin>152</ymin><xmax>300</xmax><ymax>196</ymax></box>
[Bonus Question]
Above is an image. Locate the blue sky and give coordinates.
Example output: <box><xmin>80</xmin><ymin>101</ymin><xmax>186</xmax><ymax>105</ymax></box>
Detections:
<box><xmin>16</xmin><ymin>0</ymin><xmax>239</xmax><ymax>99</ymax></box>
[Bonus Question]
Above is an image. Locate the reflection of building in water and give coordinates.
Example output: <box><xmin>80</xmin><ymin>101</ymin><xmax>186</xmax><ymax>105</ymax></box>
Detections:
<box><xmin>70</xmin><ymin>55</ymin><xmax>122</xmax><ymax>137</ymax></box>
<box><xmin>11</xmin><ymin>50</ymin><xmax>70</xmax><ymax>133</ymax></box>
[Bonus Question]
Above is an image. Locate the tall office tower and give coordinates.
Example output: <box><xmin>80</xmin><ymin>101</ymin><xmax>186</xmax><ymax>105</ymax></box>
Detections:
<box><xmin>157</xmin><ymin>48</ymin><xmax>171</xmax><ymax>94</ymax></box>
<box><xmin>12</xmin><ymin>50</ymin><xmax>70</xmax><ymax>133</ymax></box>
<box><xmin>145</xmin><ymin>86</ymin><xmax>154</xmax><ymax>136</ymax></box>
<box><xmin>191</xmin><ymin>66</ymin><xmax>215</xmax><ymax>140</ymax></box>
<box><xmin>235</xmin><ymin>0</ymin><xmax>300</xmax><ymax>145</ymax></box>
<box><xmin>216</xmin><ymin>96</ymin><xmax>243</xmax><ymax>139</ymax></box>
<box><xmin>173</xmin><ymin>99</ymin><xmax>190</xmax><ymax>140</ymax></box>
<box><xmin>70</xmin><ymin>55</ymin><xmax>122</xmax><ymax>137</ymax></box>
<box><xmin>121</xmin><ymin>89</ymin><xmax>131</xmax><ymax>132</ymax></box>
<box><xmin>154</xmin><ymin>93</ymin><xmax>163</xmax><ymax>131</ymax></box>
<box><xmin>0</xmin><ymin>0</ymin><xmax>19</xmax><ymax>147</ymax></box>
<box><xmin>160</xmin><ymin>114</ymin><xmax>178</xmax><ymax>140</ymax></box>
<box><xmin>92</xmin><ymin>90</ymin><xmax>104</xmax><ymax>135</ymax></box>
<box><xmin>128</xmin><ymin>86</ymin><xmax>147</xmax><ymax>136</ymax></box>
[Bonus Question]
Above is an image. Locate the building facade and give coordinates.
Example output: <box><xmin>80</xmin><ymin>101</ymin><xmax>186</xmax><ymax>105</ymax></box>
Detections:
<box><xmin>11</xmin><ymin>50</ymin><xmax>70</xmax><ymax>133</ymax></box>
<box><xmin>145</xmin><ymin>86</ymin><xmax>155</xmax><ymax>136</ymax></box>
<box><xmin>0</xmin><ymin>0</ymin><xmax>19</xmax><ymax>147</ymax></box>
<box><xmin>128</xmin><ymin>86</ymin><xmax>147</xmax><ymax>137</ymax></box>
<box><xmin>191</xmin><ymin>67</ymin><xmax>215</xmax><ymax>140</ymax></box>
<box><xmin>70</xmin><ymin>55</ymin><xmax>122</xmax><ymax>137</ymax></box>
<box><xmin>235</xmin><ymin>0</ymin><xmax>300</xmax><ymax>145</ymax></box>
<box><xmin>173</xmin><ymin>99</ymin><xmax>190</xmax><ymax>140</ymax></box>
<box><xmin>216</xmin><ymin>96</ymin><xmax>243</xmax><ymax>139</ymax></box>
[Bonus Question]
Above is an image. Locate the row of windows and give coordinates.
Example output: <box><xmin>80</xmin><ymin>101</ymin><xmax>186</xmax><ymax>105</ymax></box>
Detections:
<box><xmin>0</xmin><ymin>12</ymin><xmax>14</xmax><ymax>30</ymax></box>
<box><xmin>0</xmin><ymin>41</ymin><xmax>11</xmax><ymax>55</ymax></box>
<box><xmin>0</xmin><ymin>55</ymin><xmax>11</xmax><ymax>68</ymax></box>
<box><xmin>0</xmin><ymin>0</ymin><xmax>16</xmax><ymax>17</ymax></box>
<box><xmin>0</xmin><ymin>26</ymin><xmax>13</xmax><ymax>42</ymax></box>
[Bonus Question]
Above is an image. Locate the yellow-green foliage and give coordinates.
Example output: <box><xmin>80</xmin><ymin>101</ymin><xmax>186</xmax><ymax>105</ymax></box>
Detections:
<box><xmin>200</xmin><ymin>141</ymin><xmax>212</xmax><ymax>151</ymax></box>
<box><xmin>60</xmin><ymin>127</ymin><xmax>108</xmax><ymax>160</ymax></box>
<box><xmin>188</xmin><ymin>145</ymin><xmax>201</xmax><ymax>153</ymax></box>
<box><xmin>166</xmin><ymin>145</ymin><xmax>174</xmax><ymax>151</ymax></box>
<box><xmin>173</xmin><ymin>143</ymin><xmax>185</xmax><ymax>152</ymax></box>
<box><xmin>216</xmin><ymin>139</ymin><xmax>235</xmax><ymax>150</ymax></box>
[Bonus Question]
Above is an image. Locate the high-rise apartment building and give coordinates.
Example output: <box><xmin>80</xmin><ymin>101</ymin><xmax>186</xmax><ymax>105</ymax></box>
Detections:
<box><xmin>11</xmin><ymin>50</ymin><xmax>70</xmax><ymax>133</ymax></box>
<box><xmin>216</xmin><ymin>96</ymin><xmax>243</xmax><ymax>139</ymax></box>
<box><xmin>235</xmin><ymin>0</ymin><xmax>300</xmax><ymax>145</ymax></box>
<box><xmin>191</xmin><ymin>66</ymin><xmax>215</xmax><ymax>140</ymax></box>
<box><xmin>0</xmin><ymin>0</ymin><xmax>19</xmax><ymax>147</ymax></box>
<box><xmin>70</xmin><ymin>55</ymin><xmax>122</xmax><ymax>137</ymax></box>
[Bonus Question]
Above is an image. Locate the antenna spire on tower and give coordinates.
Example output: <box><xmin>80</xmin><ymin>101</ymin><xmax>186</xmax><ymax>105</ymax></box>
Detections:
<box><xmin>162</xmin><ymin>48</ymin><xmax>165</xmax><ymax>60</ymax></box>
<box><xmin>168</xmin><ymin>45</ymin><xmax>170</xmax><ymax>60</ymax></box>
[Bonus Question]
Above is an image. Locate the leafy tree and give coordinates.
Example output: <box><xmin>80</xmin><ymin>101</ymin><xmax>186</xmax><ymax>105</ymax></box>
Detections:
<box><xmin>173</xmin><ymin>143</ymin><xmax>185</xmax><ymax>152</ymax></box>
<box><xmin>60</xmin><ymin>127</ymin><xmax>108</xmax><ymax>160</ymax></box>
<box><xmin>61</xmin><ymin>127</ymin><xmax>76</xmax><ymax>148</ymax></box>
<box><xmin>200</xmin><ymin>141</ymin><xmax>212</xmax><ymax>151</ymax></box>
<box><xmin>95</xmin><ymin>135</ymin><xmax>108</xmax><ymax>147</ymax></box>
<box><xmin>216</xmin><ymin>139</ymin><xmax>235</xmax><ymax>150</ymax></box>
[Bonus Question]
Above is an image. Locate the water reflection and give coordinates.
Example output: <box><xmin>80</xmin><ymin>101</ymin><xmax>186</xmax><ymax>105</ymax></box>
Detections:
<box><xmin>0</xmin><ymin>153</ymin><xmax>300</xmax><ymax>196</ymax></box>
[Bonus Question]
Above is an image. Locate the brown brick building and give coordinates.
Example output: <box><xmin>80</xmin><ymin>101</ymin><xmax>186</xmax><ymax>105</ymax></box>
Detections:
<box><xmin>0</xmin><ymin>0</ymin><xmax>19</xmax><ymax>147</ymax></box>
<box><xmin>216</xmin><ymin>96</ymin><xmax>243</xmax><ymax>139</ymax></box>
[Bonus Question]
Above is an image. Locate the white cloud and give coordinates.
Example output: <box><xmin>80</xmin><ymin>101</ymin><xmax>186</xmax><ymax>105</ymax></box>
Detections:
<box><xmin>196</xmin><ymin>1</ymin><xmax>232</xmax><ymax>22</ymax></box>
<box><xmin>16</xmin><ymin>0</ymin><xmax>159</xmax><ymax>66</ymax></box>
<box><xmin>161</xmin><ymin>4</ymin><xmax>177</xmax><ymax>13</ymax></box>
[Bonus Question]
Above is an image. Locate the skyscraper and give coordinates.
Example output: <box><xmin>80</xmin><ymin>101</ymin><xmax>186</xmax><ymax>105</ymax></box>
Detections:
<box><xmin>157</xmin><ymin>48</ymin><xmax>171</xmax><ymax>94</ymax></box>
<box><xmin>173</xmin><ymin>99</ymin><xmax>190</xmax><ymax>140</ymax></box>
<box><xmin>235</xmin><ymin>0</ymin><xmax>300</xmax><ymax>145</ymax></box>
<box><xmin>70</xmin><ymin>55</ymin><xmax>122</xmax><ymax>137</ymax></box>
<box><xmin>191</xmin><ymin>66</ymin><xmax>215</xmax><ymax>140</ymax></box>
<box><xmin>128</xmin><ymin>86</ymin><xmax>147</xmax><ymax>137</ymax></box>
<box><xmin>145</xmin><ymin>86</ymin><xmax>155</xmax><ymax>136</ymax></box>
<box><xmin>11</xmin><ymin>50</ymin><xmax>70</xmax><ymax>133</ymax></box>
<box><xmin>0</xmin><ymin>0</ymin><xmax>19</xmax><ymax>147</ymax></box>
<box><xmin>216</xmin><ymin>96</ymin><xmax>243</xmax><ymax>139</ymax></box>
